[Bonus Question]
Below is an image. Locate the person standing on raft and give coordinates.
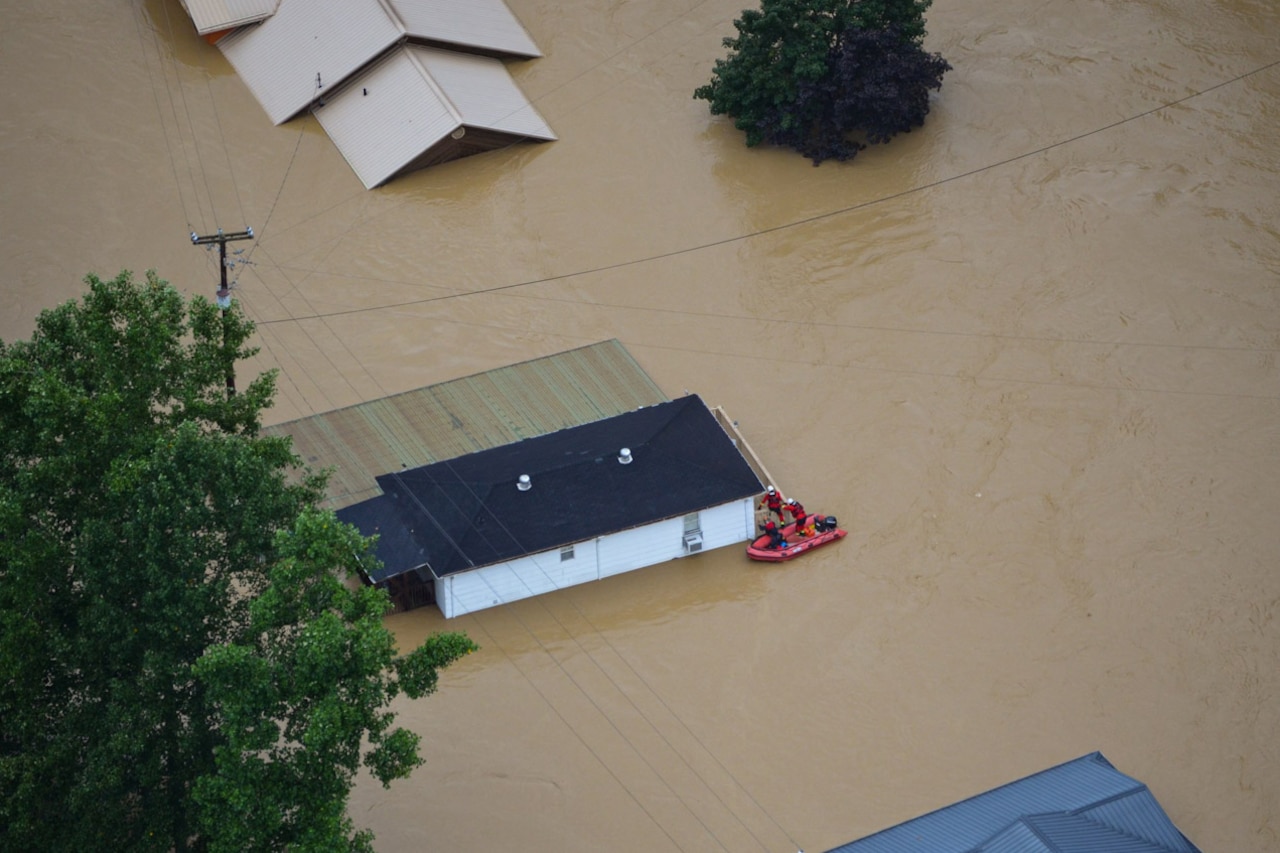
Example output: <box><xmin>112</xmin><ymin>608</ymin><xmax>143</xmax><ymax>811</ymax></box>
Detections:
<box><xmin>785</xmin><ymin>498</ymin><xmax>810</xmax><ymax>535</ymax></box>
<box><xmin>759</xmin><ymin>485</ymin><xmax>785</xmax><ymax>522</ymax></box>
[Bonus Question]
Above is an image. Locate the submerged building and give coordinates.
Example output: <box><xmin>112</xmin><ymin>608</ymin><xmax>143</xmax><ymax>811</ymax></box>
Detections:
<box><xmin>825</xmin><ymin>752</ymin><xmax>1202</xmax><ymax>853</ymax></box>
<box><xmin>339</xmin><ymin>393</ymin><xmax>765</xmax><ymax>618</ymax></box>
<box><xmin>180</xmin><ymin>0</ymin><xmax>554</xmax><ymax>187</ymax></box>
<box><xmin>264</xmin><ymin>341</ymin><xmax>771</xmax><ymax>617</ymax></box>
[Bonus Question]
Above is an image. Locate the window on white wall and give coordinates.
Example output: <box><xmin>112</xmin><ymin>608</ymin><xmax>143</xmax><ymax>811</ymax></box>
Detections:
<box><xmin>683</xmin><ymin>513</ymin><xmax>701</xmax><ymax>533</ymax></box>
<box><xmin>560</xmin><ymin>545</ymin><xmax>575</xmax><ymax>562</ymax></box>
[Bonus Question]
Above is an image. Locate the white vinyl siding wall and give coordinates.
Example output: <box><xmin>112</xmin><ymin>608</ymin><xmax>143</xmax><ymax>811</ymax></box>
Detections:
<box><xmin>434</xmin><ymin>497</ymin><xmax>756</xmax><ymax>618</ymax></box>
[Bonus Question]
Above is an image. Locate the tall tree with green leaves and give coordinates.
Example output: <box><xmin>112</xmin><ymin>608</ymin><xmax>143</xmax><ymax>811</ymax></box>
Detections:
<box><xmin>0</xmin><ymin>270</ymin><xmax>476</xmax><ymax>852</ymax></box>
<box><xmin>694</xmin><ymin>0</ymin><xmax>946</xmax><ymax>163</ymax></box>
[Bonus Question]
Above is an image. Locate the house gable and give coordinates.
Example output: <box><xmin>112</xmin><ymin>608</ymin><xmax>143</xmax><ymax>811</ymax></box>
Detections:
<box><xmin>389</xmin><ymin>0</ymin><xmax>542</xmax><ymax>59</ymax></box>
<box><xmin>314</xmin><ymin>45</ymin><xmax>554</xmax><ymax>189</ymax></box>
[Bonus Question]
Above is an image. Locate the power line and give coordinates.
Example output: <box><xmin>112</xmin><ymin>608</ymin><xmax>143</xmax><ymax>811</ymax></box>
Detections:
<box><xmin>159</xmin><ymin>0</ymin><xmax>219</xmax><ymax>228</ymax></box>
<box><xmin>563</xmin><ymin>595</ymin><xmax>807</xmax><ymax>853</ymax></box>
<box><xmin>467</xmin><ymin>615</ymin><xmax>692</xmax><ymax>852</ymax></box>
<box><xmin>131</xmin><ymin>0</ymin><xmax>196</xmax><ymax>232</ymax></box>
<box><xmin>249</xmin><ymin>286</ymin><xmax>1280</xmax><ymax>404</ymax></box>
<box><xmin>389</xmin><ymin>469</ymin><xmax>737</xmax><ymax>850</ymax></box>
<box><xmin>205</xmin><ymin>74</ymin><xmax>247</xmax><ymax>229</ymax></box>
<box><xmin>395</xmin><ymin>463</ymin><xmax>794</xmax><ymax>851</ymax></box>
<box><xmin>252</xmin><ymin>56</ymin><xmax>1280</xmax><ymax>329</ymax></box>
<box><xmin>266</xmin><ymin>264</ymin><xmax>1280</xmax><ymax>357</ymax></box>
<box><xmin>258</xmin><ymin>251</ymin><xmax>381</xmax><ymax>404</ymax></box>
<box><xmin>242</xmin><ymin>110</ymin><xmax>314</xmax><ymax>271</ymax></box>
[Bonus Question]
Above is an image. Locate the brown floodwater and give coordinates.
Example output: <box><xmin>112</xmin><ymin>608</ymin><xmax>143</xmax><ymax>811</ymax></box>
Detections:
<box><xmin>3</xmin><ymin>0</ymin><xmax>1278</xmax><ymax>850</ymax></box>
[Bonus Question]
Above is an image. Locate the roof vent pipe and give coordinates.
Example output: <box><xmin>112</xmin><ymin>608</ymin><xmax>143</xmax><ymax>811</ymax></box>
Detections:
<box><xmin>517</xmin><ymin>474</ymin><xmax>532</xmax><ymax>491</ymax></box>
<box><xmin>618</xmin><ymin>448</ymin><xmax>633</xmax><ymax>465</ymax></box>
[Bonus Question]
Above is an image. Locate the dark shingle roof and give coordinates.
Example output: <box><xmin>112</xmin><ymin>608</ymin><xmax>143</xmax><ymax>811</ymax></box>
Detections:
<box><xmin>338</xmin><ymin>394</ymin><xmax>762</xmax><ymax>580</ymax></box>
<box><xmin>824</xmin><ymin>752</ymin><xmax>1201</xmax><ymax>853</ymax></box>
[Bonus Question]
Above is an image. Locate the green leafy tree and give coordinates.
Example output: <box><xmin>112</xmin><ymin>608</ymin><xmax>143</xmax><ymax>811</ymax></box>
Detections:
<box><xmin>0</xmin><ymin>271</ymin><xmax>477</xmax><ymax>852</ymax></box>
<box><xmin>777</xmin><ymin>24</ymin><xmax>952</xmax><ymax>163</ymax></box>
<box><xmin>694</xmin><ymin>0</ymin><xmax>944</xmax><ymax>161</ymax></box>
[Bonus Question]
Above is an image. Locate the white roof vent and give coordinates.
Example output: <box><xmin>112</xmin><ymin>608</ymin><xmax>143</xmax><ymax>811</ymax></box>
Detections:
<box><xmin>517</xmin><ymin>474</ymin><xmax>532</xmax><ymax>491</ymax></box>
<box><xmin>618</xmin><ymin>447</ymin><xmax>633</xmax><ymax>465</ymax></box>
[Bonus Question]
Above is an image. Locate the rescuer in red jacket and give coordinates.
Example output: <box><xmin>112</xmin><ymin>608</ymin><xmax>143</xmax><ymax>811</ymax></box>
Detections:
<box><xmin>759</xmin><ymin>519</ymin><xmax>786</xmax><ymax>550</ymax></box>
<box><xmin>785</xmin><ymin>498</ymin><xmax>809</xmax><ymax>534</ymax></box>
<box><xmin>758</xmin><ymin>485</ymin><xmax>785</xmax><ymax>522</ymax></box>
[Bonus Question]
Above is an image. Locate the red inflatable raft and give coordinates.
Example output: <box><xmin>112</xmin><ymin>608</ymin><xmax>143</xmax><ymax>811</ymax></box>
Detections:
<box><xmin>746</xmin><ymin>514</ymin><xmax>847</xmax><ymax>562</ymax></box>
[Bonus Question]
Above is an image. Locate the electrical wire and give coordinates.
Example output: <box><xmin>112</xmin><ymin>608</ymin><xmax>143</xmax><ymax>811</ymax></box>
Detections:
<box><xmin>266</xmin><ymin>263</ymin><xmax>1280</xmax><ymax>357</ymax></box>
<box><xmin>384</xmin><ymin>463</ymin><xmax>793</xmax><ymax>851</ymax></box>
<box><xmin>159</xmin><ymin>0</ymin><xmax>219</xmax><ymax>228</ymax></box>
<box><xmin>251</xmin><ymin>55</ymin><xmax>1280</xmax><ymax>330</ymax></box>
<box><xmin>131</xmin><ymin>0</ymin><xmax>197</xmax><ymax>233</ymax></box>
<box><xmin>402</xmin><ymin>481</ymin><xmax>734</xmax><ymax>852</ymax></box>
<box><xmin>205</xmin><ymin>74</ymin><xmax>247</xmax><ymax>230</ymax></box>
<box><xmin>251</xmin><ymin>285</ymin><xmax>1280</xmax><ymax>404</ymax></box>
<box><xmin>466</xmin><ymin>614</ymin><xmax>693</xmax><ymax>852</ymax></box>
<box><xmin>255</xmin><ymin>248</ymin><xmax>381</xmax><ymax>403</ymax></box>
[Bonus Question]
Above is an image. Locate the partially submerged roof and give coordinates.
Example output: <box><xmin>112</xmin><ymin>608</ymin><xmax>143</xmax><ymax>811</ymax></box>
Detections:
<box><xmin>215</xmin><ymin>0</ymin><xmax>544</xmax><ymax>127</ymax></box>
<box><xmin>315</xmin><ymin>45</ymin><xmax>555</xmax><ymax>189</ymax></box>
<box><xmin>825</xmin><ymin>752</ymin><xmax>1201</xmax><ymax>853</ymax></box>
<box><xmin>389</xmin><ymin>0</ymin><xmax>541</xmax><ymax>58</ymax></box>
<box><xmin>339</xmin><ymin>394</ymin><xmax>764</xmax><ymax>582</ymax></box>
<box><xmin>180</xmin><ymin>0</ymin><xmax>279</xmax><ymax>36</ymax></box>
<box><xmin>217</xmin><ymin>0</ymin><xmax>403</xmax><ymax>125</ymax></box>
<box><xmin>262</xmin><ymin>340</ymin><xmax>668</xmax><ymax>511</ymax></box>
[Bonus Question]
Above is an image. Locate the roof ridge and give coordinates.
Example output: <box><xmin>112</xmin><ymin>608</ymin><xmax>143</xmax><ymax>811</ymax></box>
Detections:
<box><xmin>1023</xmin><ymin>810</ymin><xmax>1185</xmax><ymax>853</ymax></box>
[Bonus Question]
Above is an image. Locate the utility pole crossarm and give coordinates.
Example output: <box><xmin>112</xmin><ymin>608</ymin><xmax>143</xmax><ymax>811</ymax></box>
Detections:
<box><xmin>190</xmin><ymin>227</ymin><xmax>254</xmax><ymax>246</ymax></box>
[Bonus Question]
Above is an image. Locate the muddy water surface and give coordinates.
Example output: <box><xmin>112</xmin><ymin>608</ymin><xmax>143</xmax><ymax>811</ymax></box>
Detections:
<box><xmin>2</xmin><ymin>1</ymin><xmax>1278</xmax><ymax>851</ymax></box>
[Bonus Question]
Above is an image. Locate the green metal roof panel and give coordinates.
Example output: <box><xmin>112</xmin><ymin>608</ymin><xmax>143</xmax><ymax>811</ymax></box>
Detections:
<box><xmin>263</xmin><ymin>340</ymin><xmax>667</xmax><ymax>509</ymax></box>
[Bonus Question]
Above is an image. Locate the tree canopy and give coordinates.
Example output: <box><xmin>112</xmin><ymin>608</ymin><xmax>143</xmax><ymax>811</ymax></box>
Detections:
<box><xmin>0</xmin><ymin>271</ymin><xmax>476</xmax><ymax>852</ymax></box>
<box><xmin>694</xmin><ymin>0</ymin><xmax>950</xmax><ymax>164</ymax></box>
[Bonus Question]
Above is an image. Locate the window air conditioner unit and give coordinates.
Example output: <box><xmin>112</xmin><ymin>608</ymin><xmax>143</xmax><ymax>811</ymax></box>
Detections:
<box><xmin>682</xmin><ymin>532</ymin><xmax>703</xmax><ymax>553</ymax></box>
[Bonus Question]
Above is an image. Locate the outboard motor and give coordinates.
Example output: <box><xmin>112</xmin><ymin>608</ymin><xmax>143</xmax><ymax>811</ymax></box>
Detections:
<box><xmin>820</xmin><ymin>515</ymin><xmax>838</xmax><ymax>532</ymax></box>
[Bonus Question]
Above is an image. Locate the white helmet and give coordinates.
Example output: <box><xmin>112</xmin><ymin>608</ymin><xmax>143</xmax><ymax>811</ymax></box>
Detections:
<box><xmin>766</xmin><ymin>485</ymin><xmax>775</xmax><ymax>494</ymax></box>
<box><xmin>787</xmin><ymin>498</ymin><xmax>797</xmax><ymax>505</ymax></box>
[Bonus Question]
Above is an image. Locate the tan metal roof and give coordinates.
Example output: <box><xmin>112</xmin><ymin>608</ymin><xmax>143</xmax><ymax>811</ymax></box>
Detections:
<box><xmin>415</xmin><ymin>47</ymin><xmax>554</xmax><ymax>137</ymax></box>
<box><xmin>388</xmin><ymin>0</ymin><xmax>541</xmax><ymax>58</ymax></box>
<box><xmin>180</xmin><ymin>0</ymin><xmax>279</xmax><ymax>35</ymax></box>
<box><xmin>217</xmin><ymin>0</ymin><xmax>402</xmax><ymax>125</ymax></box>
<box><xmin>315</xmin><ymin>45</ymin><xmax>555</xmax><ymax>188</ymax></box>
<box><xmin>263</xmin><ymin>340</ymin><xmax>669</xmax><ymax>510</ymax></box>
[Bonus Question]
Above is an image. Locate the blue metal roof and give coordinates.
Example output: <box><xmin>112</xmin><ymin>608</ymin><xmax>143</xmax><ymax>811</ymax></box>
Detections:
<box><xmin>981</xmin><ymin>812</ymin><xmax>1188</xmax><ymax>853</ymax></box>
<box><xmin>825</xmin><ymin>753</ymin><xmax>1201</xmax><ymax>853</ymax></box>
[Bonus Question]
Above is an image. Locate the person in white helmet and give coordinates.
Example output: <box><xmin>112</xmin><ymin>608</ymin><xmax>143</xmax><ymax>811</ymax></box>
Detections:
<box><xmin>785</xmin><ymin>497</ymin><xmax>810</xmax><ymax>535</ymax></box>
<box><xmin>758</xmin><ymin>485</ymin><xmax>785</xmax><ymax>522</ymax></box>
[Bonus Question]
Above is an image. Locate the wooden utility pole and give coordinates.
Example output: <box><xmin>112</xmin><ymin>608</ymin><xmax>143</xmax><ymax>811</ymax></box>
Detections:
<box><xmin>190</xmin><ymin>227</ymin><xmax>254</xmax><ymax>396</ymax></box>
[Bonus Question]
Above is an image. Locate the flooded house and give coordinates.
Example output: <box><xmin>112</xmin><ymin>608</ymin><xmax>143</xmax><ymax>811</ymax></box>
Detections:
<box><xmin>178</xmin><ymin>0</ymin><xmax>555</xmax><ymax>187</ymax></box>
<box><xmin>825</xmin><ymin>752</ymin><xmax>1202</xmax><ymax>853</ymax></box>
<box><xmin>264</xmin><ymin>341</ymin><xmax>769</xmax><ymax>617</ymax></box>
